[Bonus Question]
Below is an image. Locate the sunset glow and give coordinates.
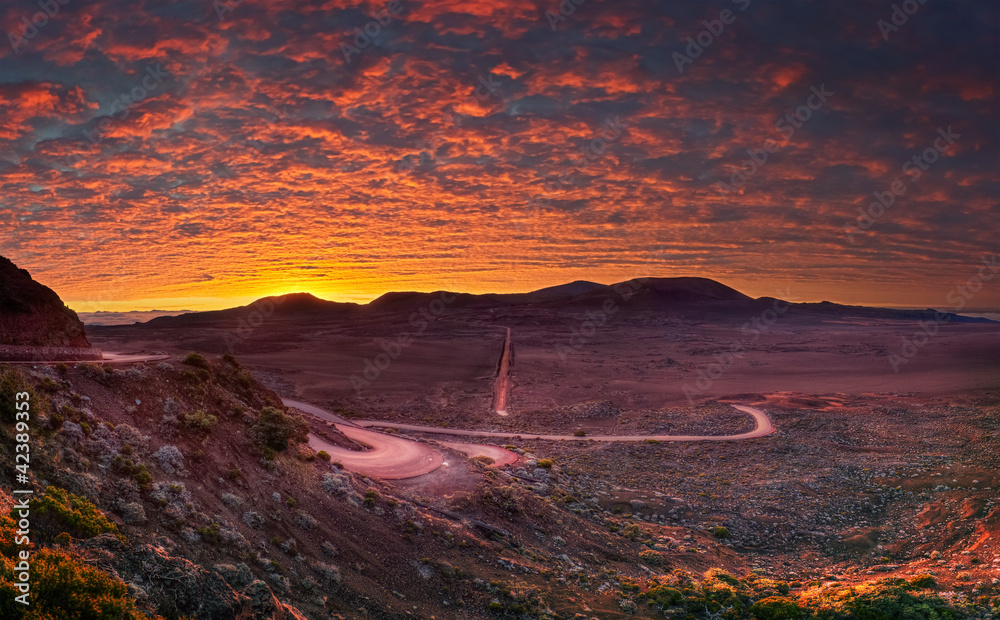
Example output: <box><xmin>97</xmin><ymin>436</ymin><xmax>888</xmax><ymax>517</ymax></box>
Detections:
<box><xmin>1</xmin><ymin>0</ymin><xmax>997</xmax><ymax>311</ymax></box>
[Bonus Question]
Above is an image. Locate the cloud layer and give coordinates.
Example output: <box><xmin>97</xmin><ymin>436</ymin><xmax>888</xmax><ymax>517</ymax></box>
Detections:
<box><xmin>1</xmin><ymin>0</ymin><xmax>997</xmax><ymax>310</ymax></box>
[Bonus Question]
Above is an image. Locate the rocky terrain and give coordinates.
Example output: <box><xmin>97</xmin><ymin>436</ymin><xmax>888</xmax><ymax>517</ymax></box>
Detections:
<box><xmin>1</xmin><ymin>275</ymin><xmax>997</xmax><ymax>619</ymax></box>
<box><xmin>0</xmin><ymin>255</ymin><xmax>100</xmax><ymax>360</ymax></box>
<box><xmin>1</xmin><ymin>358</ymin><xmax>998</xmax><ymax>619</ymax></box>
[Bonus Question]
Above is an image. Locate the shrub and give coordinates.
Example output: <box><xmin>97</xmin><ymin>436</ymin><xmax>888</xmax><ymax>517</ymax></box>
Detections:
<box><xmin>152</xmin><ymin>445</ymin><xmax>186</xmax><ymax>475</ymax></box>
<box><xmin>124</xmin><ymin>365</ymin><xmax>146</xmax><ymax>381</ymax></box>
<box><xmin>322</xmin><ymin>472</ymin><xmax>350</xmax><ymax>495</ymax></box>
<box><xmin>226</xmin><ymin>467</ymin><xmax>242</xmax><ymax>480</ymax></box>
<box><xmin>316</xmin><ymin>450</ymin><xmax>331</xmax><ymax>461</ymax></box>
<box><xmin>750</xmin><ymin>596</ymin><xmax>804</xmax><ymax>620</ymax></box>
<box><xmin>111</xmin><ymin>456</ymin><xmax>153</xmax><ymax>487</ymax></box>
<box><xmin>182</xmin><ymin>352</ymin><xmax>210</xmax><ymax>369</ymax></box>
<box><xmin>221</xmin><ymin>493</ymin><xmax>242</xmax><ymax>507</ymax></box>
<box><xmin>621</xmin><ymin>524</ymin><xmax>641</xmax><ymax>540</ymax></box>
<box><xmin>638</xmin><ymin>549</ymin><xmax>663</xmax><ymax>566</ymax></box>
<box><xmin>38</xmin><ymin>377</ymin><xmax>61</xmax><ymax>392</ymax></box>
<box><xmin>242</xmin><ymin>511</ymin><xmax>265</xmax><ymax>528</ymax></box>
<box><xmin>537</xmin><ymin>459</ymin><xmax>554</xmax><ymax>469</ymax></box>
<box><xmin>31</xmin><ymin>487</ymin><xmax>119</xmax><ymax>542</ymax></box>
<box><xmin>133</xmin><ymin>464</ymin><xmax>152</xmax><ymax>486</ymax></box>
<box><xmin>251</xmin><ymin>407</ymin><xmax>308</xmax><ymax>452</ymax></box>
<box><xmin>0</xmin><ymin>544</ymin><xmax>153</xmax><ymax>619</ymax></box>
<box><xmin>573</xmin><ymin>429</ymin><xmax>587</xmax><ymax>437</ymax></box>
<box><xmin>115</xmin><ymin>424</ymin><xmax>148</xmax><ymax>452</ymax></box>
<box><xmin>313</xmin><ymin>561</ymin><xmax>341</xmax><ymax>584</ymax></box>
<box><xmin>909</xmin><ymin>574</ymin><xmax>936</xmax><ymax>588</ymax></box>
<box><xmin>119</xmin><ymin>502</ymin><xmax>146</xmax><ymax>525</ymax></box>
<box><xmin>78</xmin><ymin>362</ymin><xmax>107</xmax><ymax>382</ymax></box>
<box><xmin>646</xmin><ymin>585</ymin><xmax>684</xmax><ymax>607</ymax></box>
<box><xmin>364</xmin><ymin>489</ymin><xmax>379</xmax><ymax>508</ymax></box>
<box><xmin>711</xmin><ymin>526</ymin><xmax>730</xmax><ymax>539</ymax></box>
<box><xmin>198</xmin><ymin>523</ymin><xmax>221</xmax><ymax>545</ymax></box>
<box><xmin>296</xmin><ymin>511</ymin><xmax>317</xmax><ymax>530</ymax></box>
<box><xmin>180</xmin><ymin>409</ymin><xmax>218</xmax><ymax>435</ymax></box>
<box><xmin>222</xmin><ymin>353</ymin><xmax>239</xmax><ymax>367</ymax></box>
<box><xmin>180</xmin><ymin>369</ymin><xmax>210</xmax><ymax>384</ymax></box>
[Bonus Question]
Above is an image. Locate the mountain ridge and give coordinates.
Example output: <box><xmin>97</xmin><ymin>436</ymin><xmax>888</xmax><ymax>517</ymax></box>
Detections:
<box><xmin>118</xmin><ymin>276</ymin><xmax>995</xmax><ymax>327</ymax></box>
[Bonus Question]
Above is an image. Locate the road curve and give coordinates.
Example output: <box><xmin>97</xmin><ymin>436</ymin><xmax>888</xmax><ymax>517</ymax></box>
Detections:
<box><xmin>285</xmin><ymin>398</ymin><xmax>773</xmax><ymax>479</ymax></box>
<box><xmin>307</xmin><ymin>426</ymin><xmax>443</xmax><ymax>480</ymax></box>
<box><xmin>285</xmin><ymin>398</ymin><xmax>520</xmax><ymax>479</ymax></box>
<box><xmin>351</xmin><ymin>404</ymin><xmax>774</xmax><ymax>442</ymax></box>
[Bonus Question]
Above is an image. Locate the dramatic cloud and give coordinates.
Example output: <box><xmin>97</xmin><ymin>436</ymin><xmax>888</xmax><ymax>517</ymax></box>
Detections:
<box><xmin>1</xmin><ymin>0</ymin><xmax>997</xmax><ymax>310</ymax></box>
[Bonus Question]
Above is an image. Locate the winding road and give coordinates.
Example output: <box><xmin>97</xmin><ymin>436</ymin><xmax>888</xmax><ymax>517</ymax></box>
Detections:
<box><xmin>350</xmin><ymin>404</ymin><xmax>773</xmax><ymax>442</ymax></box>
<box><xmin>286</xmin><ymin>398</ymin><xmax>520</xmax><ymax>479</ymax></box>
<box><xmin>284</xmin><ymin>398</ymin><xmax>774</xmax><ymax>479</ymax></box>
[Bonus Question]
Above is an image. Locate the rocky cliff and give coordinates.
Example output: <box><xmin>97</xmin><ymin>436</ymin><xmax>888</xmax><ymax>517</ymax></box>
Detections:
<box><xmin>0</xmin><ymin>255</ymin><xmax>91</xmax><ymax>347</ymax></box>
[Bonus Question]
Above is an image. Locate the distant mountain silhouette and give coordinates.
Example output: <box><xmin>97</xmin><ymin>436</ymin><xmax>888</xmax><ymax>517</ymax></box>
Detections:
<box><xmin>125</xmin><ymin>277</ymin><xmax>996</xmax><ymax>327</ymax></box>
<box><xmin>521</xmin><ymin>280</ymin><xmax>606</xmax><ymax>300</ymax></box>
<box><xmin>143</xmin><ymin>292</ymin><xmax>359</xmax><ymax>326</ymax></box>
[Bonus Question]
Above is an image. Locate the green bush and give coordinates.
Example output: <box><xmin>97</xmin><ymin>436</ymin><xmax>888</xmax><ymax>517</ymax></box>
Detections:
<box><xmin>182</xmin><ymin>352</ymin><xmax>210</xmax><ymax>369</ymax></box>
<box><xmin>909</xmin><ymin>574</ymin><xmax>936</xmax><ymax>588</ymax></box>
<box><xmin>31</xmin><ymin>487</ymin><xmax>119</xmax><ymax>543</ymax></box>
<box><xmin>0</xmin><ymin>545</ymin><xmax>153</xmax><ymax>619</ymax></box>
<box><xmin>638</xmin><ymin>549</ymin><xmax>663</xmax><ymax>566</ymax></box>
<box><xmin>751</xmin><ymin>596</ymin><xmax>804</xmax><ymax>620</ymax></box>
<box><xmin>646</xmin><ymin>585</ymin><xmax>684</xmax><ymax>607</ymax></box>
<box><xmin>316</xmin><ymin>450</ymin><xmax>331</xmax><ymax>462</ymax></box>
<box><xmin>111</xmin><ymin>456</ymin><xmax>152</xmax><ymax>488</ymax></box>
<box><xmin>180</xmin><ymin>409</ymin><xmax>218</xmax><ymax>435</ymax></box>
<box><xmin>251</xmin><ymin>407</ymin><xmax>308</xmax><ymax>452</ymax></box>
<box><xmin>198</xmin><ymin>523</ymin><xmax>221</xmax><ymax>544</ymax></box>
<box><xmin>711</xmin><ymin>526</ymin><xmax>730</xmax><ymax>538</ymax></box>
<box><xmin>536</xmin><ymin>459</ymin><xmax>554</xmax><ymax>468</ymax></box>
<box><xmin>573</xmin><ymin>429</ymin><xmax>586</xmax><ymax>437</ymax></box>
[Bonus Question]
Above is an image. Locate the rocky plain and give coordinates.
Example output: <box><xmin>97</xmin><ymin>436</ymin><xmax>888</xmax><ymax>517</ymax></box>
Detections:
<box><xmin>1</xmin><ymin>260</ymin><xmax>998</xmax><ymax>618</ymax></box>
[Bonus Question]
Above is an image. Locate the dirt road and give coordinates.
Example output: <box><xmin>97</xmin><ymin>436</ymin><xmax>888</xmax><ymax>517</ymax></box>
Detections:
<box><xmin>351</xmin><ymin>404</ymin><xmax>774</xmax><ymax>442</ymax></box>
<box><xmin>492</xmin><ymin>327</ymin><xmax>512</xmax><ymax>416</ymax></box>
<box><xmin>284</xmin><ymin>398</ymin><xmax>773</xmax><ymax>479</ymax></box>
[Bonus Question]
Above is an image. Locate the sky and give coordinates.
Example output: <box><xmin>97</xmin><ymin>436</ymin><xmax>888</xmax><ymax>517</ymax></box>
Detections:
<box><xmin>1</xmin><ymin>0</ymin><xmax>997</xmax><ymax>313</ymax></box>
